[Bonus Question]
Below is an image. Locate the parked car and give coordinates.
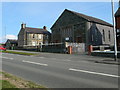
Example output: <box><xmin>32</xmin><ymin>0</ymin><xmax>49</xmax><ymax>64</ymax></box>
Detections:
<box><xmin>0</xmin><ymin>46</ymin><xmax>6</xmax><ymax>51</ymax></box>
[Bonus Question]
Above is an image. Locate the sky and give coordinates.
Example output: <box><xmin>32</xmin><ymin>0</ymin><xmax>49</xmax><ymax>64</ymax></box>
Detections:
<box><xmin>1</xmin><ymin>1</ymin><xmax>119</xmax><ymax>43</ymax></box>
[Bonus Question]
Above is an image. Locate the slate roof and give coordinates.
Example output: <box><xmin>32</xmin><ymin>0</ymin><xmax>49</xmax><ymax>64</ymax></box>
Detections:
<box><xmin>115</xmin><ymin>8</ymin><xmax>120</xmax><ymax>17</ymax></box>
<box><xmin>51</xmin><ymin>9</ymin><xmax>113</xmax><ymax>29</ymax></box>
<box><xmin>25</xmin><ymin>27</ymin><xmax>51</xmax><ymax>35</ymax></box>
<box><xmin>6</xmin><ymin>39</ymin><xmax>18</xmax><ymax>44</ymax></box>
<box><xmin>66</xmin><ymin>9</ymin><xmax>113</xmax><ymax>27</ymax></box>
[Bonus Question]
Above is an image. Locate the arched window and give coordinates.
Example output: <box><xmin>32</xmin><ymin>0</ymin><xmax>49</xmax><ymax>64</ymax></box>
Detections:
<box><xmin>103</xmin><ymin>29</ymin><xmax>105</xmax><ymax>41</ymax></box>
<box><xmin>108</xmin><ymin>30</ymin><xmax>111</xmax><ymax>42</ymax></box>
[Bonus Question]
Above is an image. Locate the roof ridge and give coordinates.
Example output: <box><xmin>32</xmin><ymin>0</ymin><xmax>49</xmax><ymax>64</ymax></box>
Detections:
<box><xmin>8</xmin><ymin>39</ymin><xmax>17</xmax><ymax>40</ymax></box>
<box><xmin>26</xmin><ymin>27</ymin><xmax>43</xmax><ymax>30</ymax></box>
<box><xmin>24</xmin><ymin>27</ymin><xmax>50</xmax><ymax>34</ymax></box>
<box><xmin>65</xmin><ymin>9</ymin><xmax>112</xmax><ymax>26</ymax></box>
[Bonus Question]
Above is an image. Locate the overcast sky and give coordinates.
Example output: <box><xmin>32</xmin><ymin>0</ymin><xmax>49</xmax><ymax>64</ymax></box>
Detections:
<box><xmin>1</xmin><ymin>1</ymin><xmax>119</xmax><ymax>43</ymax></box>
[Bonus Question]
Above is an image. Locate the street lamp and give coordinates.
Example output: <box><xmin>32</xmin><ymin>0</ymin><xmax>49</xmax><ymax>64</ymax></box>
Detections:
<box><xmin>111</xmin><ymin>0</ymin><xmax>117</xmax><ymax>61</ymax></box>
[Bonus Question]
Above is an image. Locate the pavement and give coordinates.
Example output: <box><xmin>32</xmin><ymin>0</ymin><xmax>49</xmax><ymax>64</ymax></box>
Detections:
<box><xmin>95</xmin><ymin>59</ymin><xmax>120</xmax><ymax>65</ymax></box>
<box><xmin>7</xmin><ymin>50</ymin><xmax>120</xmax><ymax>65</ymax></box>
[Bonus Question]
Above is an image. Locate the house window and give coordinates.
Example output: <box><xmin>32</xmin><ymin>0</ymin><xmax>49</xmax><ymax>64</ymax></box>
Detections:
<box><xmin>46</xmin><ymin>35</ymin><xmax>49</xmax><ymax>39</ymax></box>
<box><xmin>58</xmin><ymin>28</ymin><xmax>60</xmax><ymax>32</ymax></box>
<box><xmin>92</xmin><ymin>34</ymin><xmax>94</xmax><ymax>42</ymax></box>
<box><xmin>95</xmin><ymin>27</ymin><xmax>98</xmax><ymax>42</ymax></box>
<box><xmin>103</xmin><ymin>29</ymin><xmax>105</xmax><ymax>41</ymax></box>
<box><xmin>32</xmin><ymin>41</ymin><xmax>35</xmax><ymax>46</ymax></box>
<box><xmin>33</xmin><ymin>34</ymin><xmax>35</xmax><ymax>38</ymax></box>
<box><xmin>38</xmin><ymin>34</ymin><xmax>42</xmax><ymax>39</ymax></box>
<box><xmin>35</xmin><ymin>34</ymin><xmax>38</xmax><ymax>39</ymax></box>
<box><xmin>108</xmin><ymin>31</ymin><xmax>111</xmax><ymax>42</ymax></box>
<box><xmin>62</xmin><ymin>26</ymin><xmax>72</xmax><ymax>38</ymax></box>
<box><xmin>117</xmin><ymin>29</ymin><xmax>119</xmax><ymax>33</ymax></box>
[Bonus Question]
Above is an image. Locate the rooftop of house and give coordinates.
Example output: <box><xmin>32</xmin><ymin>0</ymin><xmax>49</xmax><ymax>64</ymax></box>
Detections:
<box><xmin>115</xmin><ymin>8</ymin><xmax>120</xmax><ymax>17</ymax></box>
<box><xmin>51</xmin><ymin>9</ymin><xmax>113</xmax><ymax>29</ymax></box>
<box><xmin>67</xmin><ymin>9</ymin><xmax>112</xmax><ymax>27</ymax></box>
<box><xmin>25</xmin><ymin>27</ymin><xmax>51</xmax><ymax>35</ymax></box>
<box><xmin>6</xmin><ymin>39</ymin><xmax>18</xmax><ymax>44</ymax></box>
<box><xmin>21</xmin><ymin>24</ymin><xmax>51</xmax><ymax>35</ymax></box>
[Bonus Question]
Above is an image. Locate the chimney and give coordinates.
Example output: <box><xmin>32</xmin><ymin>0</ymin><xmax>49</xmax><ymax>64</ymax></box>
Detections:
<box><xmin>21</xmin><ymin>23</ymin><xmax>26</xmax><ymax>29</ymax></box>
<box><xmin>43</xmin><ymin>26</ymin><xmax>47</xmax><ymax>30</ymax></box>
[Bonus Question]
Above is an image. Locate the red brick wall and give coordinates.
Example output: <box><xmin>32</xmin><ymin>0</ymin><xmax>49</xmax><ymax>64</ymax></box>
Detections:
<box><xmin>116</xmin><ymin>17</ymin><xmax>120</xmax><ymax>29</ymax></box>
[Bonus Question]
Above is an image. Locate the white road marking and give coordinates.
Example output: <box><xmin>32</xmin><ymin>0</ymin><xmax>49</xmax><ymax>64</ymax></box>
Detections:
<box><xmin>65</xmin><ymin>60</ymin><xmax>71</xmax><ymax>61</ymax></box>
<box><xmin>16</xmin><ymin>55</ymin><xmax>25</xmax><ymax>56</ymax></box>
<box><xmin>50</xmin><ymin>58</ymin><xmax>57</xmax><ymax>60</ymax></box>
<box><xmin>39</xmin><ymin>57</ymin><xmax>45</xmax><ymax>58</ymax></box>
<box><xmin>22</xmin><ymin>60</ymin><xmax>48</xmax><ymax>66</ymax></box>
<box><xmin>69</xmin><ymin>68</ymin><xmax>120</xmax><ymax>78</ymax></box>
<box><xmin>0</xmin><ymin>57</ymin><xmax>13</xmax><ymax>60</ymax></box>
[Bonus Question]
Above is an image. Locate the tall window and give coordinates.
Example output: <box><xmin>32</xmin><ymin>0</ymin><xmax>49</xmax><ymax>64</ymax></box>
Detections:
<box><xmin>95</xmin><ymin>27</ymin><xmax>98</xmax><ymax>42</ymax></box>
<box><xmin>103</xmin><ymin>29</ymin><xmax>105</xmax><ymax>41</ymax></box>
<box><xmin>108</xmin><ymin>31</ymin><xmax>111</xmax><ymax>42</ymax></box>
<box><xmin>62</xmin><ymin>26</ymin><xmax>72</xmax><ymax>37</ymax></box>
<box><xmin>92</xmin><ymin>34</ymin><xmax>94</xmax><ymax>42</ymax></box>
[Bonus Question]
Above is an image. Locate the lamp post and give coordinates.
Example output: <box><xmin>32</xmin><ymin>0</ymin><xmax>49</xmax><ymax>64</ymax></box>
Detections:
<box><xmin>111</xmin><ymin>0</ymin><xmax>117</xmax><ymax>61</ymax></box>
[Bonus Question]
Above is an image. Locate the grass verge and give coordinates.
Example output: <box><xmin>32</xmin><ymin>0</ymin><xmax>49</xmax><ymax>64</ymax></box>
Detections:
<box><xmin>2</xmin><ymin>51</ymin><xmax>37</xmax><ymax>56</ymax></box>
<box><xmin>0</xmin><ymin>80</ymin><xmax>17</xmax><ymax>88</ymax></box>
<box><xmin>0</xmin><ymin>71</ymin><xmax>46</xmax><ymax>89</ymax></box>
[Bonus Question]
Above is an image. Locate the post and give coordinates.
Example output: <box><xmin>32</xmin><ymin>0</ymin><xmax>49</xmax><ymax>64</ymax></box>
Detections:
<box><xmin>111</xmin><ymin>0</ymin><xmax>117</xmax><ymax>61</ymax></box>
<box><xmin>88</xmin><ymin>45</ymin><xmax>93</xmax><ymax>55</ymax></box>
<box><xmin>68</xmin><ymin>46</ymin><xmax>72</xmax><ymax>54</ymax></box>
<box><xmin>4</xmin><ymin>26</ymin><xmax>6</xmax><ymax>42</ymax></box>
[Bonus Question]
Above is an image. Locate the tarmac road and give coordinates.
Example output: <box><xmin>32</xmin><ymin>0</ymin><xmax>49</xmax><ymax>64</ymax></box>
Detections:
<box><xmin>1</xmin><ymin>52</ymin><xmax>119</xmax><ymax>88</ymax></box>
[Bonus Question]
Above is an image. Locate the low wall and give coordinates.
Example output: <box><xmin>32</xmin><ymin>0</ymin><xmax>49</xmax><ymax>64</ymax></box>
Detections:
<box><xmin>41</xmin><ymin>42</ymin><xmax>85</xmax><ymax>53</ymax></box>
<box><xmin>42</xmin><ymin>43</ymin><xmax>66</xmax><ymax>53</ymax></box>
<box><xmin>16</xmin><ymin>46</ymin><xmax>39</xmax><ymax>52</ymax></box>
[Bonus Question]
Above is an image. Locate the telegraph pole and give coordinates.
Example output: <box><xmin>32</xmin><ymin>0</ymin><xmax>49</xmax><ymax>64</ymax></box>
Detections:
<box><xmin>111</xmin><ymin>0</ymin><xmax>117</xmax><ymax>61</ymax></box>
<box><xmin>4</xmin><ymin>26</ymin><xmax>6</xmax><ymax>43</ymax></box>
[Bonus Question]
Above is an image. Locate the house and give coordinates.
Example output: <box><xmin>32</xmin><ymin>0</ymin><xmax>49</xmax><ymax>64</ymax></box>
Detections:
<box><xmin>5</xmin><ymin>39</ymin><xmax>18</xmax><ymax>50</ymax></box>
<box><xmin>0</xmin><ymin>43</ymin><xmax>6</xmax><ymax>48</ymax></box>
<box><xmin>51</xmin><ymin>9</ymin><xmax>114</xmax><ymax>52</ymax></box>
<box><xmin>18</xmin><ymin>23</ymin><xmax>51</xmax><ymax>47</ymax></box>
<box><xmin>115</xmin><ymin>0</ymin><xmax>120</xmax><ymax>50</ymax></box>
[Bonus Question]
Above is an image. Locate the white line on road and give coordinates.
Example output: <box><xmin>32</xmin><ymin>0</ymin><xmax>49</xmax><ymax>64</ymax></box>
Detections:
<box><xmin>64</xmin><ymin>60</ymin><xmax>71</xmax><ymax>61</ymax></box>
<box><xmin>69</xmin><ymin>68</ymin><xmax>120</xmax><ymax>78</ymax></box>
<box><xmin>22</xmin><ymin>60</ymin><xmax>48</xmax><ymax>66</ymax></box>
<box><xmin>39</xmin><ymin>57</ymin><xmax>45</xmax><ymax>58</ymax></box>
<box><xmin>0</xmin><ymin>57</ymin><xmax>14</xmax><ymax>60</ymax></box>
